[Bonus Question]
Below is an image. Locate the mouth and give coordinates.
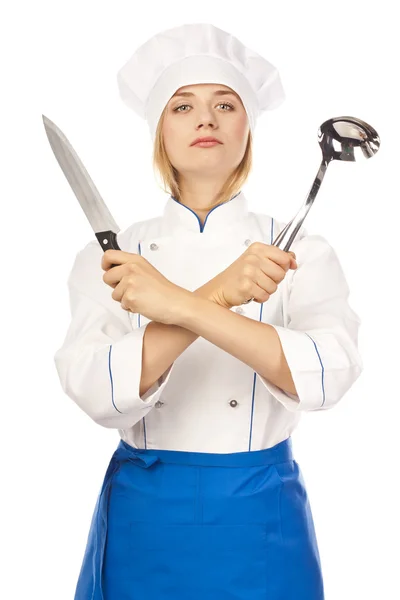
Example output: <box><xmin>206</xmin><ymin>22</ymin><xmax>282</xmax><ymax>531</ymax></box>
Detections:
<box><xmin>192</xmin><ymin>141</ymin><xmax>222</xmax><ymax>148</ymax></box>
<box><xmin>190</xmin><ymin>137</ymin><xmax>222</xmax><ymax>146</ymax></box>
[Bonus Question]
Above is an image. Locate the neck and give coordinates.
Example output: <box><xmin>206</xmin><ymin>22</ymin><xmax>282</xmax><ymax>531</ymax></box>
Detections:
<box><xmin>177</xmin><ymin>175</ymin><xmax>229</xmax><ymax>212</ymax></box>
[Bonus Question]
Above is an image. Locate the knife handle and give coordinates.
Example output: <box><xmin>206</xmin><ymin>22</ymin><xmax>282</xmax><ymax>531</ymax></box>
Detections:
<box><xmin>95</xmin><ymin>230</ymin><xmax>121</xmax><ymax>268</ymax></box>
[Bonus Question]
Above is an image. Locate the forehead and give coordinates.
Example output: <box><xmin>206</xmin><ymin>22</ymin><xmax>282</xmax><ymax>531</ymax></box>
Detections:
<box><xmin>171</xmin><ymin>84</ymin><xmax>240</xmax><ymax>100</ymax></box>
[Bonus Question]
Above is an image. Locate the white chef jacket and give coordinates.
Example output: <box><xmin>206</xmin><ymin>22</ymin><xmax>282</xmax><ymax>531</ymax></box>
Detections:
<box><xmin>54</xmin><ymin>190</ymin><xmax>363</xmax><ymax>453</ymax></box>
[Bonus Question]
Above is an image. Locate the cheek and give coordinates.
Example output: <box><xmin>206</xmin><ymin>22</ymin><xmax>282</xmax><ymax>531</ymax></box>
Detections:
<box><xmin>162</xmin><ymin>119</ymin><xmax>183</xmax><ymax>158</ymax></box>
<box><xmin>232</xmin><ymin>113</ymin><xmax>250</xmax><ymax>140</ymax></box>
<box><xmin>227</xmin><ymin>117</ymin><xmax>250</xmax><ymax>156</ymax></box>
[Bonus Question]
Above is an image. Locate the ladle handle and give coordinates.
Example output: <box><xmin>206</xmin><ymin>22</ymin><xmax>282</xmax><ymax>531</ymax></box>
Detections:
<box><xmin>273</xmin><ymin>160</ymin><xmax>328</xmax><ymax>251</ymax></box>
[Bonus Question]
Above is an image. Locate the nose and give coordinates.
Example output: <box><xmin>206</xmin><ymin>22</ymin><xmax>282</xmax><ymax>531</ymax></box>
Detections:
<box><xmin>198</xmin><ymin>124</ymin><xmax>215</xmax><ymax>131</ymax></box>
<box><xmin>196</xmin><ymin>107</ymin><xmax>218</xmax><ymax>130</ymax></box>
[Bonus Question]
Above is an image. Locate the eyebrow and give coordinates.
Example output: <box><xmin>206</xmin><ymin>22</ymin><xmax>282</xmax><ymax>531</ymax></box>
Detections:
<box><xmin>171</xmin><ymin>90</ymin><xmax>240</xmax><ymax>100</ymax></box>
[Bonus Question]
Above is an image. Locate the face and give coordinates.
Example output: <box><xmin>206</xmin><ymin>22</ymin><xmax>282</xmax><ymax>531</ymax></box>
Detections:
<box><xmin>161</xmin><ymin>83</ymin><xmax>250</xmax><ymax>179</ymax></box>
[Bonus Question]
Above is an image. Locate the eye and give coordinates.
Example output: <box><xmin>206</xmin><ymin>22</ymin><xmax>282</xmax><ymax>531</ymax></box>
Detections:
<box><xmin>218</xmin><ymin>103</ymin><xmax>234</xmax><ymax>111</ymax></box>
<box><xmin>173</xmin><ymin>102</ymin><xmax>235</xmax><ymax>112</ymax></box>
<box><xmin>173</xmin><ymin>104</ymin><xmax>190</xmax><ymax>112</ymax></box>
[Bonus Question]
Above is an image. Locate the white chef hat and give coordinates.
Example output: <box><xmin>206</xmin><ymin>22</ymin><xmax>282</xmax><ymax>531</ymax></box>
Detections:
<box><xmin>116</xmin><ymin>23</ymin><xmax>285</xmax><ymax>143</ymax></box>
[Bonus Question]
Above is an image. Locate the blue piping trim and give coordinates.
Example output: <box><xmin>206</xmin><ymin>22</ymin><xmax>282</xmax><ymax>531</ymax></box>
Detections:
<box><xmin>247</xmin><ymin>217</ymin><xmax>274</xmax><ymax>451</ymax></box>
<box><xmin>247</xmin><ymin>372</ymin><xmax>257</xmax><ymax>451</ymax></box>
<box><xmin>304</xmin><ymin>332</ymin><xmax>326</xmax><ymax>407</ymax></box>
<box><xmin>137</xmin><ymin>240</ymin><xmax>148</xmax><ymax>448</ymax></box>
<box><xmin>171</xmin><ymin>192</ymin><xmax>241</xmax><ymax>233</ymax></box>
<box><xmin>138</xmin><ymin>241</ymin><xmax>142</xmax><ymax>330</ymax></box>
<box><xmin>108</xmin><ymin>345</ymin><xmax>123</xmax><ymax>413</ymax></box>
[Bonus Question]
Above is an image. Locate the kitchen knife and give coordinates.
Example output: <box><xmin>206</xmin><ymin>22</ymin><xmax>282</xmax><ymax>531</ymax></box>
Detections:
<box><xmin>42</xmin><ymin>114</ymin><xmax>121</xmax><ymax>266</ymax></box>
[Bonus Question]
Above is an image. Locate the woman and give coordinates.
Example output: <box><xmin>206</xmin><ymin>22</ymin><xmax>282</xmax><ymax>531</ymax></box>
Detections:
<box><xmin>54</xmin><ymin>23</ymin><xmax>363</xmax><ymax>599</ymax></box>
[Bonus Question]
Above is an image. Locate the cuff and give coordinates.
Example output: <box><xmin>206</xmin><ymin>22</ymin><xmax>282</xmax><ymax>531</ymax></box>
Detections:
<box><xmin>140</xmin><ymin>362</ymin><xmax>175</xmax><ymax>402</ymax></box>
<box><xmin>256</xmin><ymin>324</ymin><xmax>325</xmax><ymax>412</ymax></box>
<box><xmin>109</xmin><ymin>325</ymin><xmax>176</xmax><ymax>413</ymax></box>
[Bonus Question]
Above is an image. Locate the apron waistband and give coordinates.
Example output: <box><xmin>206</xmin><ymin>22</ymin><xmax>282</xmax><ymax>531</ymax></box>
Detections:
<box><xmin>117</xmin><ymin>435</ymin><xmax>293</xmax><ymax>468</ymax></box>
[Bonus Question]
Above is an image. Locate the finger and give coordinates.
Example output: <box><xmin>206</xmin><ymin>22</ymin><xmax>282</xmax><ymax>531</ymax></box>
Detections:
<box><xmin>259</xmin><ymin>257</ymin><xmax>287</xmax><ymax>282</ymax></box>
<box><xmin>247</xmin><ymin>244</ymin><xmax>292</xmax><ymax>270</ymax></box>
<box><xmin>103</xmin><ymin>264</ymin><xmax>128</xmax><ymax>288</ymax></box>
<box><xmin>101</xmin><ymin>249</ymin><xmax>137</xmax><ymax>271</ymax></box>
<box><xmin>255</xmin><ymin>271</ymin><xmax>279</xmax><ymax>295</ymax></box>
<box><xmin>249</xmin><ymin>280</ymin><xmax>272</xmax><ymax>304</ymax></box>
<box><xmin>110</xmin><ymin>277</ymin><xmax>128</xmax><ymax>304</ymax></box>
<box><xmin>253</xmin><ymin>244</ymin><xmax>296</xmax><ymax>269</ymax></box>
<box><xmin>271</xmin><ymin>248</ymin><xmax>297</xmax><ymax>269</ymax></box>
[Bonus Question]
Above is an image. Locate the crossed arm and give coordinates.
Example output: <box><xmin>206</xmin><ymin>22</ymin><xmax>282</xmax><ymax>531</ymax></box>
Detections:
<box><xmin>140</xmin><ymin>279</ymin><xmax>297</xmax><ymax>398</ymax></box>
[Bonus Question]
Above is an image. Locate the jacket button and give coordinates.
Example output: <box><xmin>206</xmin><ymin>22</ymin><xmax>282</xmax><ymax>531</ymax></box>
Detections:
<box><xmin>150</xmin><ymin>243</ymin><xmax>159</xmax><ymax>251</ymax></box>
<box><xmin>155</xmin><ymin>400</ymin><xmax>164</xmax><ymax>408</ymax></box>
<box><xmin>229</xmin><ymin>399</ymin><xmax>238</xmax><ymax>408</ymax></box>
<box><xmin>244</xmin><ymin>239</ymin><xmax>251</xmax><ymax>247</ymax></box>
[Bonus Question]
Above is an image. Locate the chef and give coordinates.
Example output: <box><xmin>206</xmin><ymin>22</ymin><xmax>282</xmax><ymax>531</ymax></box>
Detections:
<box><xmin>54</xmin><ymin>22</ymin><xmax>363</xmax><ymax>600</ymax></box>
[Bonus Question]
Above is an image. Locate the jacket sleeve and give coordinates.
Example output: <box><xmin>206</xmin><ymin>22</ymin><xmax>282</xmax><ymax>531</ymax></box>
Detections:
<box><xmin>53</xmin><ymin>240</ymin><xmax>176</xmax><ymax>429</ymax></box>
<box><xmin>257</xmin><ymin>233</ymin><xmax>363</xmax><ymax>412</ymax></box>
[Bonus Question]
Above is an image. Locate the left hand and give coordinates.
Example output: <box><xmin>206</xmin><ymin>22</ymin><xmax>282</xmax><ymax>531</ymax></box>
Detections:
<box><xmin>101</xmin><ymin>249</ymin><xmax>190</xmax><ymax>325</ymax></box>
<box><xmin>207</xmin><ymin>243</ymin><xmax>297</xmax><ymax>308</ymax></box>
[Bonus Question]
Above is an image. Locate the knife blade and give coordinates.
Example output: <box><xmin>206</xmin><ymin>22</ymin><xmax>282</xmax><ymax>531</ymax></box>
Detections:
<box><xmin>42</xmin><ymin>114</ymin><xmax>122</xmax><ymax>266</ymax></box>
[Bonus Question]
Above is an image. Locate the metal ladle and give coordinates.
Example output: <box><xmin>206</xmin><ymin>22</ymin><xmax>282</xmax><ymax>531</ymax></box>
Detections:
<box><xmin>272</xmin><ymin>116</ymin><xmax>380</xmax><ymax>251</ymax></box>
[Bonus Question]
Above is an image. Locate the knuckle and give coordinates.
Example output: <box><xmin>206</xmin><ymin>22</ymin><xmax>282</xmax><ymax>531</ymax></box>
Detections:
<box><xmin>104</xmin><ymin>249</ymin><xmax>115</xmax><ymax>262</ymax></box>
<box><xmin>283</xmin><ymin>252</ymin><xmax>292</xmax><ymax>266</ymax></box>
<box><xmin>243</xmin><ymin>253</ymin><xmax>257</xmax><ymax>266</ymax></box>
<box><xmin>247</xmin><ymin>241</ymin><xmax>265</xmax><ymax>254</ymax></box>
<box><xmin>253</xmin><ymin>241</ymin><xmax>266</xmax><ymax>250</ymax></box>
<box><xmin>277</xmin><ymin>267</ymin><xmax>286</xmax><ymax>282</ymax></box>
<box><xmin>259</xmin><ymin>289</ymin><xmax>270</xmax><ymax>302</ymax></box>
<box><xmin>242</xmin><ymin>264</ymin><xmax>255</xmax><ymax>277</ymax></box>
<box><xmin>127</xmin><ymin>261</ymin><xmax>137</xmax><ymax>272</ymax></box>
<box><xmin>240</xmin><ymin>280</ymin><xmax>252</xmax><ymax>294</ymax></box>
<box><xmin>279</xmin><ymin>258</ymin><xmax>290</xmax><ymax>272</ymax></box>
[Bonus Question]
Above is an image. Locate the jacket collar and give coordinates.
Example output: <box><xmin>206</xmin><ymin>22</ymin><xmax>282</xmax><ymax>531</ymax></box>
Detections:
<box><xmin>162</xmin><ymin>190</ymin><xmax>248</xmax><ymax>235</ymax></box>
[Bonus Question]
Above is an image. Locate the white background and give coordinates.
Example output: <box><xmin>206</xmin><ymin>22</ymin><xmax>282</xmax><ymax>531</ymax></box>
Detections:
<box><xmin>1</xmin><ymin>1</ymin><xmax>399</xmax><ymax>598</ymax></box>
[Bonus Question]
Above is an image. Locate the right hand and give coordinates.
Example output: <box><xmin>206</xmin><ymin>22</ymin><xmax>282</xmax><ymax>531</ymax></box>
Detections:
<box><xmin>209</xmin><ymin>242</ymin><xmax>298</xmax><ymax>308</ymax></box>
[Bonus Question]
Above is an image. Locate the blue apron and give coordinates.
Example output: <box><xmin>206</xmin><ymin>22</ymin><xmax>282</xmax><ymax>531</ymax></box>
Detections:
<box><xmin>74</xmin><ymin>436</ymin><xmax>324</xmax><ymax>599</ymax></box>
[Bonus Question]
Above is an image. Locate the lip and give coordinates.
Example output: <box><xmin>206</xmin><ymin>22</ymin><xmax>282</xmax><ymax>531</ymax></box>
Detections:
<box><xmin>190</xmin><ymin>136</ymin><xmax>222</xmax><ymax>146</ymax></box>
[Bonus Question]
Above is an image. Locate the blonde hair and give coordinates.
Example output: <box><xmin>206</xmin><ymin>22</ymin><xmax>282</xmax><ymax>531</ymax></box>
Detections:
<box><xmin>152</xmin><ymin>104</ymin><xmax>253</xmax><ymax>211</ymax></box>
